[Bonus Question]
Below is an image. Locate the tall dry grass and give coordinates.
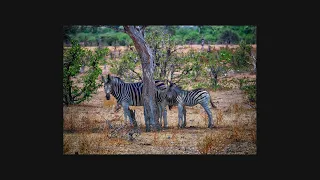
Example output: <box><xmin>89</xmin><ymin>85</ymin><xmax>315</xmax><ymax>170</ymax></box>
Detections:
<box><xmin>196</xmin><ymin>103</ymin><xmax>256</xmax><ymax>154</ymax></box>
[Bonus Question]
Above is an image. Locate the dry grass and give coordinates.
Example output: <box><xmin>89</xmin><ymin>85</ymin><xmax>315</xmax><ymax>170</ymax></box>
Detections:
<box><xmin>103</xmin><ymin>96</ymin><xmax>117</xmax><ymax>107</ymax></box>
<box><xmin>63</xmin><ymin>134</ymin><xmax>72</xmax><ymax>154</ymax></box>
<box><xmin>197</xmin><ymin>132</ymin><xmax>229</xmax><ymax>154</ymax></box>
<box><xmin>216</xmin><ymin>109</ymin><xmax>223</xmax><ymax>126</ymax></box>
<box><xmin>82</xmin><ymin>45</ymin><xmax>256</xmax><ymax>54</ymax></box>
<box><xmin>196</xmin><ymin>102</ymin><xmax>256</xmax><ymax>154</ymax></box>
<box><xmin>63</xmin><ymin>72</ymin><xmax>256</xmax><ymax>155</ymax></box>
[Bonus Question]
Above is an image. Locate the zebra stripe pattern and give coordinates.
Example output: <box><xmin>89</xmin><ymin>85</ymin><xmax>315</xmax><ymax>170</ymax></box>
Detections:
<box><xmin>166</xmin><ymin>82</ymin><xmax>216</xmax><ymax>128</ymax></box>
<box><xmin>102</xmin><ymin>75</ymin><xmax>168</xmax><ymax>127</ymax></box>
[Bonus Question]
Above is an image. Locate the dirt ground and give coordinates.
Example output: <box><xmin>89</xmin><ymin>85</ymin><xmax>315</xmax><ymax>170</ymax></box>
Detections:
<box><xmin>63</xmin><ymin>71</ymin><xmax>256</xmax><ymax>155</ymax></box>
<box><xmin>85</xmin><ymin>44</ymin><xmax>256</xmax><ymax>53</ymax></box>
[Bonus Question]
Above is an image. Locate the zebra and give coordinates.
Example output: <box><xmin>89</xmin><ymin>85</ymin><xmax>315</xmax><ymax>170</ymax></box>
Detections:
<box><xmin>101</xmin><ymin>74</ymin><xmax>168</xmax><ymax>129</ymax></box>
<box><xmin>166</xmin><ymin>81</ymin><xmax>217</xmax><ymax>128</ymax></box>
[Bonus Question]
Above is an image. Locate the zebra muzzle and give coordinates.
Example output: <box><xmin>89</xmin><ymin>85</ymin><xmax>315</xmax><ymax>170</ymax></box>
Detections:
<box><xmin>106</xmin><ymin>94</ymin><xmax>110</xmax><ymax>100</ymax></box>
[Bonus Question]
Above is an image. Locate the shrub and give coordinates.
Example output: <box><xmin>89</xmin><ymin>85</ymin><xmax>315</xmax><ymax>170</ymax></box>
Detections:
<box><xmin>63</xmin><ymin>39</ymin><xmax>109</xmax><ymax>105</ymax></box>
<box><xmin>232</xmin><ymin>40</ymin><xmax>252</xmax><ymax>70</ymax></box>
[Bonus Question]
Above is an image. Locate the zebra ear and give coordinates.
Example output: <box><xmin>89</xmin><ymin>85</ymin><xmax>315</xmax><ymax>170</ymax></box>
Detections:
<box><xmin>107</xmin><ymin>74</ymin><xmax>111</xmax><ymax>81</ymax></box>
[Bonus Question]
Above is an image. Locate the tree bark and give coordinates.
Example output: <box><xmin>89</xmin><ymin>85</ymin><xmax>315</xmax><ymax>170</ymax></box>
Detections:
<box><xmin>123</xmin><ymin>26</ymin><xmax>160</xmax><ymax>132</ymax></box>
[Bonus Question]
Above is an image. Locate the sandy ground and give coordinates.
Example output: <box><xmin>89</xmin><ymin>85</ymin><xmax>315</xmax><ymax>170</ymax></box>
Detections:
<box><xmin>63</xmin><ymin>72</ymin><xmax>256</xmax><ymax>155</ymax></box>
<box><xmin>84</xmin><ymin>44</ymin><xmax>256</xmax><ymax>54</ymax></box>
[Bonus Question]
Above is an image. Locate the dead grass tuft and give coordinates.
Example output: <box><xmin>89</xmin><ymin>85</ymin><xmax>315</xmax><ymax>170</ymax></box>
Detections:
<box><xmin>78</xmin><ymin>133</ymin><xmax>93</xmax><ymax>154</ymax></box>
<box><xmin>63</xmin><ymin>134</ymin><xmax>72</xmax><ymax>154</ymax></box>
<box><xmin>171</xmin><ymin>128</ymin><xmax>178</xmax><ymax>142</ymax></box>
<box><xmin>200</xmin><ymin>110</ymin><xmax>209</xmax><ymax>127</ymax></box>
<box><xmin>216</xmin><ymin>109</ymin><xmax>224</xmax><ymax>126</ymax></box>
<box><xmin>153</xmin><ymin>132</ymin><xmax>159</xmax><ymax>145</ymax></box>
<box><xmin>197</xmin><ymin>132</ymin><xmax>228</xmax><ymax>154</ymax></box>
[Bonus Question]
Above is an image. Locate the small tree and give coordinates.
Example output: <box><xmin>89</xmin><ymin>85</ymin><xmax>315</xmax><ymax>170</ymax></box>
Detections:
<box><xmin>63</xmin><ymin>40</ymin><xmax>109</xmax><ymax>105</ymax></box>
<box><xmin>108</xmin><ymin>50</ymin><xmax>142</xmax><ymax>82</ymax></box>
<box><xmin>232</xmin><ymin>40</ymin><xmax>252</xmax><ymax>70</ymax></box>
<box><xmin>145</xmin><ymin>30</ymin><xmax>177</xmax><ymax>81</ymax></box>
<box><xmin>218</xmin><ymin>30</ymin><xmax>240</xmax><ymax>44</ymax></box>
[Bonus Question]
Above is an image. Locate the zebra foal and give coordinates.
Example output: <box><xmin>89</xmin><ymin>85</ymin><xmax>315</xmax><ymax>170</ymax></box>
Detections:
<box><xmin>166</xmin><ymin>82</ymin><xmax>217</xmax><ymax>128</ymax></box>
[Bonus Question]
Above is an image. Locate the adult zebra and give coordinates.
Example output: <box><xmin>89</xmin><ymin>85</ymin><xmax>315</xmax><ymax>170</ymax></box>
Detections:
<box><xmin>166</xmin><ymin>82</ymin><xmax>217</xmax><ymax>128</ymax></box>
<box><xmin>101</xmin><ymin>74</ymin><xmax>168</xmax><ymax>129</ymax></box>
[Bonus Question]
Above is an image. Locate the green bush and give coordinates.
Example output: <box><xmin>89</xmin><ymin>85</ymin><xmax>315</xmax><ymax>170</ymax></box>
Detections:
<box><xmin>108</xmin><ymin>51</ymin><xmax>141</xmax><ymax>82</ymax></box>
<box><xmin>232</xmin><ymin>40</ymin><xmax>252</xmax><ymax>70</ymax></box>
<box><xmin>217</xmin><ymin>29</ymin><xmax>240</xmax><ymax>44</ymax></box>
<box><xmin>239</xmin><ymin>78</ymin><xmax>256</xmax><ymax>103</ymax></box>
<box><xmin>63</xmin><ymin>40</ymin><xmax>109</xmax><ymax>105</ymax></box>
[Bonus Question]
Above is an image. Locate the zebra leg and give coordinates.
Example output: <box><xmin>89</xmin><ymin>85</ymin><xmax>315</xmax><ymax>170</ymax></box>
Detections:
<box><xmin>178</xmin><ymin>104</ymin><xmax>184</xmax><ymax>128</ymax></box>
<box><xmin>160</xmin><ymin>102</ymin><xmax>168</xmax><ymax>129</ymax></box>
<box><xmin>144</xmin><ymin>107</ymin><xmax>150</xmax><ymax>132</ymax></box>
<box><xmin>182</xmin><ymin>106</ymin><xmax>187</xmax><ymax>128</ymax></box>
<box><xmin>163</xmin><ymin>105</ymin><xmax>168</xmax><ymax>129</ymax></box>
<box><xmin>158</xmin><ymin>105</ymin><xmax>163</xmax><ymax>127</ymax></box>
<box><xmin>202</xmin><ymin>102</ymin><xmax>214</xmax><ymax>128</ymax></box>
<box><xmin>122</xmin><ymin>103</ymin><xmax>133</xmax><ymax>125</ymax></box>
<box><xmin>128</xmin><ymin>109</ymin><xmax>138</xmax><ymax>128</ymax></box>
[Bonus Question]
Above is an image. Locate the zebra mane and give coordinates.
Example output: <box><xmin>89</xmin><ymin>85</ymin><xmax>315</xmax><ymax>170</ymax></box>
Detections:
<box><xmin>192</xmin><ymin>88</ymin><xmax>206</xmax><ymax>91</ymax></box>
<box><xmin>169</xmin><ymin>82</ymin><xmax>183</xmax><ymax>94</ymax></box>
<box><xmin>111</xmin><ymin>76</ymin><xmax>124</xmax><ymax>84</ymax></box>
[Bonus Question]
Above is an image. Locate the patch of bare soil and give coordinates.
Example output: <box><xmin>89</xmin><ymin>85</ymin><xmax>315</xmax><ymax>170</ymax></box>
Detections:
<box><xmin>83</xmin><ymin>44</ymin><xmax>256</xmax><ymax>54</ymax></box>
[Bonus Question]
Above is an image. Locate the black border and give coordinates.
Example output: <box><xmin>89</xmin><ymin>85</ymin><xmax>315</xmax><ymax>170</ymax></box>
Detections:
<box><xmin>19</xmin><ymin>5</ymin><xmax>301</xmax><ymax>176</ymax></box>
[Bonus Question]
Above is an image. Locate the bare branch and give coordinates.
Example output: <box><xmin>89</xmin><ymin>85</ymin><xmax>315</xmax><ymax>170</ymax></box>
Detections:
<box><xmin>72</xmin><ymin>89</ymin><xmax>85</xmax><ymax>99</ymax></box>
<box><xmin>172</xmin><ymin>66</ymin><xmax>194</xmax><ymax>83</ymax></box>
<box><xmin>140</xmin><ymin>25</ymin><xmax>147</xmax><ymax>32</ymax></box>
<box><xmin>130</xmin><ymin>69</ymin><xmax>143</xmax><ymax>81</ymax></box>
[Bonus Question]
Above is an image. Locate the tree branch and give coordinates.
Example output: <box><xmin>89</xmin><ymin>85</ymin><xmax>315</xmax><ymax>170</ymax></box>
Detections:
<box><xmin>172</xmin><ymin>66</ymin><xmax>194</xmax><ymax>83</ymax></box>
<box><xmin>140</xmin><ymin>25</ymin><xmax>147</xmax><ymax>32</ymax></box>
<box><xmin>130</xmin><ymin>69</ymin><xmax>142</xmax><ymax>81</ymax></box>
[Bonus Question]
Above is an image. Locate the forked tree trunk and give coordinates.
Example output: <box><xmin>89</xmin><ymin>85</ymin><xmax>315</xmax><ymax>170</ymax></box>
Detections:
<box><xmin>124</xmin><ymin>26</ymin><xmax>160</xmax><ymax>132</ymax></box>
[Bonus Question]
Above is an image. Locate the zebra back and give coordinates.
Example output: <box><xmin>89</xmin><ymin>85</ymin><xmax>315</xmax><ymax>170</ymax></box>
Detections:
<box><xmin>110</xmin><ymin>77</ymin><xmax>167</xmax><ymax>106</ymax></box>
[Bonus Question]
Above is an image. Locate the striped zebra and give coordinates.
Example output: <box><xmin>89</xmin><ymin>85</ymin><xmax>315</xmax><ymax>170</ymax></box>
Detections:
<box><xmin>101</xmin><ymin>74</ymin><xmax>168</xmax><ymax>128</ymax></box>
<box><xmin>166</xmin><ymin>82</ymin><xmax>217</xmax><ymax>128</ymax></box>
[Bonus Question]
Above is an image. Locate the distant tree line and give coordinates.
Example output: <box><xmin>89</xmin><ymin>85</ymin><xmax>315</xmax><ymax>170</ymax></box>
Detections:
<box><xmin>63</xmin><ymin>25</ymin><xmax>256</xmax><ymax>47</ymax></box>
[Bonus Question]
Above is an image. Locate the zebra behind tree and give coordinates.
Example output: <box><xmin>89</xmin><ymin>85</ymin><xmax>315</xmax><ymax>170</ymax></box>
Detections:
<box><xmin>166</xmin><ymin>81</ymin><xmax>217</xmax><ymax>128</ymax></box>
<box><xmin>101</xmin><ymin>74</ymin><xmax>168</xmax><ymax>129</ymax></box>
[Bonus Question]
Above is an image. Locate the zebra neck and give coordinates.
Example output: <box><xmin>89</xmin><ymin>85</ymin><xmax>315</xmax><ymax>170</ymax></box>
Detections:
<box><xmin>111</xmin><ymin>82</ymin><xmax>123</xmax><ymax>101</ymax></box>
<box><xmin>174</xmin><ymin>88</ymin><xmax>185</xmax><ymax>95</ymax></box>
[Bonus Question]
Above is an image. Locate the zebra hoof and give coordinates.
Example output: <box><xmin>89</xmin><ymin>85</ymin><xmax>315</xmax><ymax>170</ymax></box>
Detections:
<box><xmin>208</xmin><ymin>124</ymin><xmax>215</xmax><ymax>129</ymax></box>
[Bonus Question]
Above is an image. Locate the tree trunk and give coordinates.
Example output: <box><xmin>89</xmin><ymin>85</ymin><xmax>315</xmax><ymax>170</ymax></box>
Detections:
<box><xmin>161</xmin><ymin>49</ymin><xmax>170</xmax><ymax>79</ymax></box>
<box><xmin>169</xmin><ymin>64</ymin><xmax>175</xmax><ymax>81</ymax></box>
<box><xmin>210</xmin><ymin>67</ymin><xmax>218</xmax><ymax>87</ymax></box>
<box><xmin>201</xmin><ymin>39</ymin><xmax>204</xmax><ymax>51</ymax></box>
<box><xmin>80</xmin><ymin>64</ymin><xmax>85</xmax><ymax>73</ymax></box>
<box><xmin>124</xmin><ymin>26</ymin><xmax>160</xmax><ymax>132</ymax></box>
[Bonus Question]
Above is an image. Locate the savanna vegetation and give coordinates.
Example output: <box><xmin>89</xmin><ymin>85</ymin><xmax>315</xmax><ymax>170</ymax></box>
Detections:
<box><xmin>63</xmin><ymin>25</ymin><xmax>256</xmax><ymax>46</ymax></box>
<box><xmin>63</xmin><ymin>25</ymin><xmax>257</xmax><ymax>155</ymax></box>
